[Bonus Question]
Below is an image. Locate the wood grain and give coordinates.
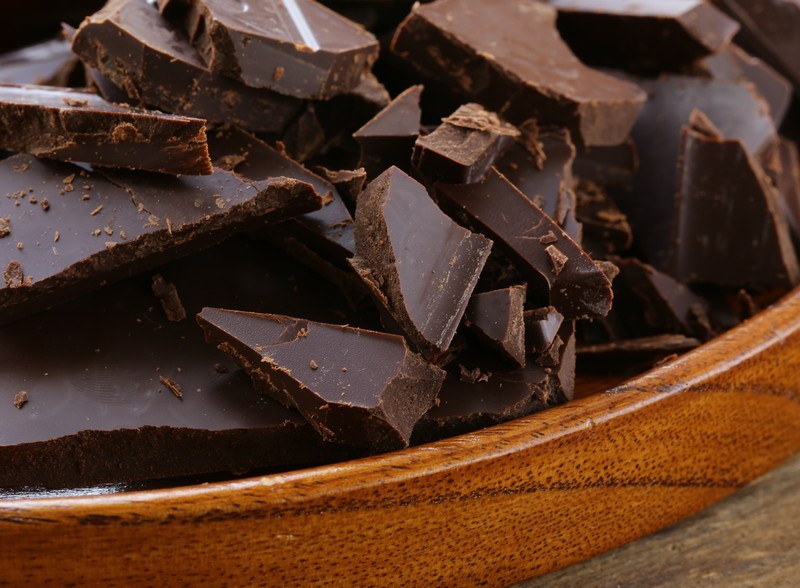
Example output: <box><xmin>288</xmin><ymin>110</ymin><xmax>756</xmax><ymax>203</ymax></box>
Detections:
<box><xmin>2</xmin><ymin>290</ymin><xmax>800</xmax><ymax>587</ymax></box>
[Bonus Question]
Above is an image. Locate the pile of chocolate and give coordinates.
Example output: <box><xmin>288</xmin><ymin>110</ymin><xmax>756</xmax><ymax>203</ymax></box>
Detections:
<box><xmin>0</xmin><ymin>0</ymin><xmax>798</xmax><ymax>491</ymax></box>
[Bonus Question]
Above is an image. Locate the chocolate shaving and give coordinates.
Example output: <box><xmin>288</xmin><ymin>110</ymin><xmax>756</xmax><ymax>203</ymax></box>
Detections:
<box><xmin>159</xmin><ymin>375</ymin><xmax>183</xmax><ymax>399</ymax></box>
<box><xmin>545</xmin><ymin>245</ymin><xmax>569</xmax><ymax>275</ymax></box>
<box><xmin>151</xmin><ymin>274</ymin><xmax>187</xmax><ymax>322</ymax></box>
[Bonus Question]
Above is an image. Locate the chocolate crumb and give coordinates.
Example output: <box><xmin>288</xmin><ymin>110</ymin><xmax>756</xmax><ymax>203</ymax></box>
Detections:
<box><xmin>90</xmin><ymin>205</ymin><xmax>103</xmax><ymax>216</ymax></box>
<box><xmin>159</xmin><ymin>375</ymin><xmax>183</xmax><ymax>399</ymax></box>
<box><xmin>91</xmin><ymin>229</ymin><xmax>101</xmax><ymax>236</ymax></box>
<box><xmin>341</xmin><ymin>367</ymin><xmax>348</xmax><ymax>372</ymax></box>
<box><xmin>82</xmin><ymin>194</ymin><xmax>90</xmax><ymax>201</ymax></box>
<box><xmin>64</xmin><ymin>184</ymin><xmax>74</xmax><ymax>193</ymax></box>
<box><xmin>545</xmin><ymin>244</ymin><xmax>568</xmax><ymax>275</ymax></box>
<box><xmin>0</xmin><ymin>217</ymin><xmax>10</xmax><ymax>238</ymax></box>
<box><xmin>104</xmin><ymin>241</ymin><xmax>117</xmax><ymax>250</ymax></box>
<box><xmin>273</xmin><ymin>66</ymin><xmax>285</xmax><ymax>81</ymax></box>
<box><xmin>40</xmin><ymin>198</ymin><xmax>49</xmax><ymax>211</ymax></box>
<box><xmin>538</xmin><ymin>230</ymin><xmax>558</xmax><ymax>244</ymax></box>
<box><xmin>213</xmin><ymin>363</ymin><xmax>229</xmax><ymax>374</ymax></box>
<box><xmin>62</xmin><ymin>174</ymin><xmax>75</xmax><ymax>184</ymax></box>
<box><xmin>28</xmin><ymin>195</ymin><xmax>37</xmax><ymax>204</ymax></box>
<box><xmin>151</xmin><ymin>274</ymin><xmax>187</xmax><ymax>322</ymax></box>
<box><xmin>13</xmin><ymin>390</ymin><xmax>28</xmax><ymax>409</ymax></box>
<box><xmin>53</xmin><ymin>231</ymin><xmax>60</xmax><ymax>242</ymax></box>
<box><xmin>15</xmin><ymin>242</ymin><xmax>22</xmax><ymax>250</ymax></box>
<box><xmin>309</xmin><ymin>359</ymin><xmax>319</xmax><ymax>370</ymax></box>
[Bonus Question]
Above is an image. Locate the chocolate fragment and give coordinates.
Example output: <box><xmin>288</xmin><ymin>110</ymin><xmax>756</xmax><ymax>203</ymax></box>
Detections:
<box><xmin>436</xmin><ymin>169</ymin><xmax>612</xmax><ymax>320</ymax></box>
<box><xmin>552</xmin><ymin>0</ymin><xmax>739</xmax><ymax>73</ymax></box>
<box><xmin>0</xmin><ymin>238</ymin><xmax>357</xmax><ymax>489</ymax></box>
<box><xmin>159</xmin><ymin>375</ymin><xmax>183</xmax><ymax>400</ymax></box>
<box><xmin>524</xmin><ymin>307</ymin><xmax>565</xmax><ymax>355</ymax></box>
<box><xmin>161</xmin><ymin>0</ymin><xmax>380</xmax><ymax>99</ymax></box>
<box><xmin>351</xmin><ymin>167</ymin><xmax>492</xmax><ymax>359</ymax></box>
<box><xmin>575</xmin><ymin>181</ymin><xmax>633</xmax><ymax>255</ymax></box>
<box><xmin>0</xmin><ymin>37</ymin><xmax>83</xmax><ymax>87</ymax></box>
<box><xmin>578</xmin><ymin>334</ymin><xmax>701</xmax><ymax>369</ymax></box>
<box><xmin>198</xmin><ymin>308</ymin><xmax>445</xmax><ymax>451</ymax></box>
<box><xmin>412</xmin><ymin>103</ymin><xmax>519</xmax><ymax>183</ymax></box>
<box><xmin>72</xmin><ymin>0</ymin><xmax>303</xmax><ymax>134</ymax></box>
<box><xmin>312</xmin><ymin>166</ymin><xmax>367</xmax><ymax>210</ymax></box>
<box><xmin>152</xmin><ymin>274</ymin><xmax>187</xmax><ymax>322</ymax></box>
<box><xmin>0</xmin><ymin>153</ymin><xmax>321</xmax><ymax>323</ymax></box>
<box><xmin>12</xmin><ymin>391</ymin><xmax>28</xmax><ymax>410</ymax></box>
<box><xmin>391</xmin><ymin>0</ymin><xmax>646</xmax><ymax>146</ymax></box>
<box><xmin>0</xmin><ymin>217</ymin><xmax>10</xmax><ymax>238</ymax></box>
<box><xmin>353</xmin><ymin>84</ymin><xmax>422</xmax><ymax>178</ymax></box>
<box><xmin>464</xmin><ymin>285</ymin><xmax>526</xmax><ymax>368</ymax></box>
<box><xmin>762</xmin><ymin>138</ymin><xmax>800</xmax><ymax>248</ymax></box>
<box><xmin>671</xmin><ymin>112</ymin><xmax>799</xmax><ymax>289</ymax></box>
<box><xmin>0</xmin><ymin>83</ymin><xmax>213</xmax><ymax>175</ymax></box>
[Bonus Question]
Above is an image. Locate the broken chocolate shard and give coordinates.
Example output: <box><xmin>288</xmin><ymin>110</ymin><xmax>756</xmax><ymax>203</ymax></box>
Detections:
<box><xmin>350</xmin><ymin>167</ymin><xmax>492</xmax><ymax>359</ymax></box>
<box><xmin>671</xmin><ymin>113</ymin><xmax>799</xmax><ymax>289</ymax></box>
<box><xmin>0</xmin><ymin>83</ymin><xmax>213</xmax><ymax>175</ymax></box>
<box><xmin>524</xmin><ymin>307</ymin><xmax>565</xmax><ymax>355</ymax></box>
<box><xmin>162</xmin><ymin>0</ymin><xmax>380</xmax><ymax>99</ymax></box>
<box><xmin>575</xmin><ymin>180</ymin><xmax>633</xmax><ymax>255</ymax></box>
<box><xmin>72</xmin><ymin>0</ymin><xmax>304</xmax><ymax>134</ymax></box>
<box><xmin>0</xmin><ymin>238</ymin><xmax>358</xmax><ymax>489</ymax></box>
<box><xmin>412</xmin><ymin>103</ymin><xmax>519</xmax><ymax>184</ymax></box>
<box><xmin>762</xmin><ymin>138</ymin><xmax>800</xmax><ymax>248</ymax></box>
<box><xmin>435</xmin><ymin>168</ymin><xmax>612</xmax><ymax>320</ymax></box>
<box><xmin>159</xmin><ymin>375</ymin><xmax>184</xmax><ymax>399</ymax></box>
<box><xmin>391</xmin><ymin>0</ymin><xmax>646</xmax><ymax>146</ymax></box>
<box><xmin>629</xmin><ymin>76</ymin><xmax>776</xmax><ymax>266</ymax></box>
<box><xmin>198</xmin><ymin>308</ymin><xmax>445</xmax><ymax>451</ymax></box>
<box><xmin>0</xmin><ymin>37</ymin><xmax>82</xmax><ymax>87</ymax></box>
<box><xmin>552</xmin><ymin>0</ymin><xmax>739</xmax><ymax>73</ymax></box>
<box><xmin>312</xmin><ymin>166</ymin><xmax>367</xmax><ymax>210</ymax></box>
<box><xmin>577</xmin><ymin>334</ymin><xmax>701</xmax><ymax>370</ymax></box>
<box><xmin>0</xmin><ymin>153</ymin><xmax>321</xmax><ymax>323</ymax></box>
<box><xmin>464</xmin><ymin>285</ymin><xmax>526</xmax><ymax>368</ymax></box>
<box><xmin>152</xmin><ymin>274</ymin><xmax>187</xmax><ymax>322</ymax></box>
<box><xmin>353</xmin><ymin>84</ymin><xmax>423</xmax><ymax>178</ymax></box>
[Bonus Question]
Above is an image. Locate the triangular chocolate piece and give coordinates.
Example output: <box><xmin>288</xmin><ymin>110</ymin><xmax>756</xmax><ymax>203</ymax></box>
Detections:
<box><xmin>464</xmin><ymin>285</ymin><xmax>526</xmax><ymax>367</ymax></box>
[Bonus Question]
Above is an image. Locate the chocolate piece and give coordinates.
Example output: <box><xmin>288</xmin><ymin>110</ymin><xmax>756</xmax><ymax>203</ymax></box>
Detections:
<box><xmin>0</xmin><ymin>238</ymin><xmax>357</xmax><ymax>489</ymax></box>
<box><xmin>162</xmin><ymin>0</ymin><xmax>380</xmax><ymax>99</ymax></box>
<box><xmin>629</xmin><ymin>76</ymin><xmax>776</xmax><ymax>266</ymax></box>
<box><xmin>72</xmin><ymin>0</ymin><xmax>303</xmax><ymax>134</ymax></box>
<box><xmin>198</xmin><ymin>308</ymin><xmax>445</xmax><ymax>451</ymax></box>
<box><xmin>0</xmin><ymin>83</ymin><xmax>212</xmax><ymax>175</ymax></box>
<box><xmin>151</xmin><ymin>274</ymin><xmax>187</xmax><ymax>322</ymax></box>
<box><xmin>573</xmin><ymin>139</ymin><xmax>638</xmax><ymax>213</ymax></box>
<box><xmin>763</xmin><ymin>138</ymin><xmax>800</xmax><ymax>247</ymax></box>
<box><xmin>696</xmin><ymin>44</ymin><xmax>793</xmax><ymax>126</ymax></box>
<box><xmin>577</xmin><ymin>334</ymin><xmax>701</xmax><ymax>369</ymax></box>
<box><xmin>412</xmin><ymin>103</ymin><xmax>519</xmax><ymax>183</ymax></box>
<box><xmin>312</xmin><ymin>166</ymin><xmax>367</xmax><ymax>210</ymax></box>
<box><xmin>0</xmin><ymin>153</ymin><xmax>320</xmax><ymax>323</ymax></box>
<box><xmin>0</xmin><ymin>37</ymin><xmax>82</xmax><ymax>87</ymax></box>
<box><xmin>712</xmin><ymin>0</ymin><xmax>800</xmax><ymax>93</ymax></box>
<box><xmin>671</xmin><ymin>113</ymin><xmax>799</xmax><ymax>288</ymax></box>
<box><xmin>350</xmin><ymin>167</ymin><xmax>492</xmax><ymax>358</ymax></box>
<box><xmin>463</xmin><ymin>285</ymin><xmax>526</xmax><ymax>367</ymax></box>
<box><xmin>391</xmin><ymin>0</ymin><xmax>646</xmax><ymax>146</ymax></box>
<box><xmin>575</xmin><ymin>180</ymin><xmax>633</xmax><ymax>254</ymax></box>
<box><xmin>436</xmin><ymin>169</ymin><xmax>613</xmax><ymax>320</ymax></box>
<box><xmin>552</xmin><ymin>0</ymin><xmax>739</xmax><ymax>73</ymax></box>
<box><xmin>524</xmin><ymin>307</ymin><xmax>565</xmax><ymax>354</ymax></box>
<box><xmin>12</xmin><ymin>391</ymin><xmax>28</xmax><ymax>410</ymax></box>
<box><xmin>353</xmin><ymin>84</ymin><xmax>422</xmax><ymax>177</ymax></box>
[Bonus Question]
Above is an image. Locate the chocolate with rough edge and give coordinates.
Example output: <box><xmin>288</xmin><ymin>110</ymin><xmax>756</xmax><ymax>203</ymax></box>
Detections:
<box><xmin>671</xmin><ymin>112</ymin><xmax>799</xmax><ymax>289</ymax></box>
<box><xmin>0</xmin><ymin>83</ymin><xmax>212</xmax><ymax>175</ymax></box>
<box><xmin>0</xmin><ymin>238</ymin><xmax>358</xmax><ymax>490</ymax></box>
<box><xmin>551</xmin><ymin>0</ymin><xmax>739</xmax><ymax>73</ymax></box>
<box><xmin>312</xmin><ymin>166</ymin><xmax>367</xmax><ymax>210</ymax></box>
<box><xmin>412</xmin><ymin>103</ymin><xmax>519</xmax><ymax>183</ymax></box>
<box><xmin>435</xmin><ymin>168</ymin><xmax>613</xmax><ymax>320</ymax></box>
<box><xmin>0</xmin><ymin>153</ymin><xmax>321</xmax><ymax>323</ymax></box>
<box><xmin>71</xmin><ymin>0</ymin><xmax>303</xmax><ymax>135</ymax></box>
<box><xmin>354</xmin><ymin>84</ymin><xmax>422</xmax><ymax>178</ymax></box>
<box><xmin>575</xmin><ymin>181</ymin><xmax>633</xmax><ymax>255</ymax></box>
<box><xmin>762</xmin><ymin>138</ymin><xmax>800</xmax><ymax>247</ymax></box>
<box><xmin>350</xmin><ymin>166</ymin><xmax>493</xmax><ymax>360</ymax></box>
<box><xmin>0</xmin><ymin>37</ymin><xmax>82</xmax><ymax>87</ymax></box>
<box><xmin>464</xmin><ymin>285</ymin><xmax>526</xmax><ymax>367</ymax></box>
<box><xmin>524</xmin><ymin>307</ymin><xmax>564</xmax><ymax>355</ymax></box>
<box><xmin>161</xmin><ymin>0</ymin><xmax>379</xmax><ymax>99</ymax></box>
<box><xmin>391</xmin><ymin>0</ymin><xmax>646</xmax><ymax>146</ymax></box>
<box><xmin>197</xmin><ymin>308</ymin><xmax>445</xmax><ymax>451</ymax></box>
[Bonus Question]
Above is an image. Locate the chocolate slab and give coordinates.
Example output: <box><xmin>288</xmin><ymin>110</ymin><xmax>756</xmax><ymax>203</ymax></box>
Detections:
<box><xmin>353</xmin><ymin>84</ymin><xmax>422</xmax><ymax>178</ymax></box>
<box><xmin>524</xmin><ymin>307</ymin><xmax>565</xmax><ymax>355</ymax></box>
<box><xmin>671</xmin><ymin>113</ymin><xmax>799</xmax><ymax>289</ymax></box>
<box><xmin>464</xmin><ymin>285</ymin><xmax>526</xmax><ymax>368</ymax></box>
<box><xmin>350</xmin><ymin>166</ymin><xmax>493</xmax><ymax>359</ymax></box>
<box><xmin>412</xmin><ymin>103</ymin><xmax>519</xmax><ymax>184</ymax></box>
<box><xmin>161</xmin><ymin>0</ymin><xmax>379</xmax><ymax>99</ymax></box>
<box><xmin>629</xmin><ymin>76</ymin><xmax>776</xmax><ymax>266</ymax></box>
<box><xmin>198</xmin><ymin>308</ymin><xmax>445</xmax><ymax>451</ymax></box>
<box><xmin>0</xmin><ymin>238</ymin><xmax>357</xmax><ymax>489</ymax></box>
<box><xmin>0</xmin><ymin>153</ymin><xmax>320</xmax><ymax>323</ymax></box>
<box><xmin>575</xmin><ymin>181</ymin><xmax>633</xmax><ymax>255</ymax></box>
<box><xmin>0</xmin><ymin>38</ymin><xmax>82</xmax><ymax>87</ymax></box>
<box><xmin>696</xmin><ymin>44</ymin><xmax>793</xmax><ymax>126</ymax></box>
<box><xmin>72</xmin><ymin>0</ymin><xmax>303</xmax><ymax>135</ymax></box>
<box><xmin>436</xmin><ymin>169</ymin><xmax>613</xmax><ymax>320</ymax></box>
<box><xmin>552</xmin><ymin>0</ymin><xmax>739</xmax><ymax>73</ymax></box>
<box><xmin>391</xmin><ymin>0</ymin><xmax>646</xmax><ymax>146</ymax></box>
<box><xmin>0</xmin><ymin>83</ymin><xmax>212</xmax><ymax>175</ymax></box>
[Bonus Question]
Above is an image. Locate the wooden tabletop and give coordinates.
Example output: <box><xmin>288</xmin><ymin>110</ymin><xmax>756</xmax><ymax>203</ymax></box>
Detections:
<box><xmin>523</xmin><ymin>452</ymin><xmax>800</xmax><ymax>587</ymax></box>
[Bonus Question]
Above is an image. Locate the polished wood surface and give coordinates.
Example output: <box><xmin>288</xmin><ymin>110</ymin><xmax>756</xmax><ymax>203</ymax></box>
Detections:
<box><xmin>2</xmin><ymin>291</ymin><xmax>800</xmax><ymax>587</ymax></box>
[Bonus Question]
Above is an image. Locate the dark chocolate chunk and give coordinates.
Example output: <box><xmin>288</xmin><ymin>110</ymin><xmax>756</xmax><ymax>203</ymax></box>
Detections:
<box><xmin>312</xmin><ymin>166</ymin><xmax>367</xmax><ymax>210</ymax></box>
<box><xmin>151</xmin><ymin>274</ymin><xmax>187</xmax><ymax>322</ymax></box>
<box><xmin>552</xmin><ymin>0</ymin><xmax>739</xmax><ymax>73</ymax></box>
<box><xmin>353</xmin><ymin>84</ymin><xmax>422</xmax><ymax>178</ymax></box>
<box><xmin>629</xmin><ymin>76</ymin><xmax>776</xmax><ymax>266</ymax></box>
<box><xmin>762</xmin><ymin>138</ymin><xmax>800</xmax><ymax>247</ymax></box>
<box><xmin>412</xmin><ymin>103</ymin><xmax>519</xmax><ymax>183</ymax></box>
<box><xmin>575</xmin><ymin>180</ymin><xmax>633</xmax><ymax>255</ymax></box>
<box><xmin>161</xmin><ymin>0</ymin><xmax>380</xmax><ymax>99</ymax></box>
<box><xmin>436</xmin><ymin>169</ymin><xmax>613</xmax><ymax>320</ymax></box>
<box><xmin>577</xmin><ymin>334</ymin><xmax>701</xmax><ymax>370</ymax></box>
<box><xmin>0</xmin><ymin>37</ymin><xmax>82</xmax><ymax>87</ymax></box>
<box><xmin>0</xmin><ymin>83</ymin><xmax>213</xmax><ymax>175</ymax></box>
<box><xmin>0</xmin><ymin>153</ymin><xmax>321</xmax><ymax>323</ymax></box>
<box><xmin>391</xmin><ymin>0</ymin><xmax>646</xmax><ymax>146</ymax></box>
<box><xmin>198</xmin><ymin>308</ymin><xmax>445</xmax><ymax>451</ymax></box>
<box><xmin>671</xmin><ymin>112</ymin><xmax>799</xmax><ymax>288</ymax></box>
<box><xmin>463</xmin><ymin>285</ymin><xmax>526</xmax><ymax>368</ymax></box>
<box><xmin>72</xmin><ymin>0</ymin><xmax>304</xmax><ymax>135</ymax></box>
<box><xmin>0</xmin><ymin>238</ymin><xmax>358</xmax><ymax>489</ymax></box>
<box><xmin>524</xmin><ymin>307</ymin><xmax>565</xmax><ymax>355</ymax></box>
<box><xmin>350</xmin><ymin>166</ymin><xmax>493</xmax><ymax>359</ymax></box>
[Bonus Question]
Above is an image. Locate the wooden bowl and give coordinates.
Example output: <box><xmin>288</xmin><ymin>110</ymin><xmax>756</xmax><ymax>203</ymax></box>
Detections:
<box><xmin>2</xmin><ymin>290</ymin><xmax>800</xmax><ymax>586</ymax></box>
